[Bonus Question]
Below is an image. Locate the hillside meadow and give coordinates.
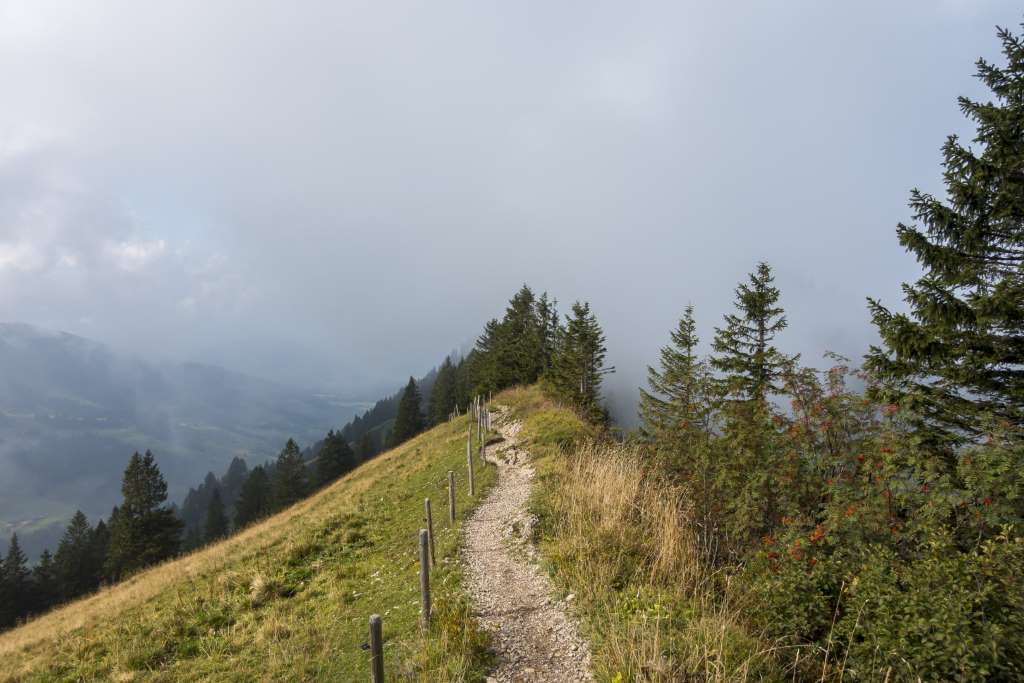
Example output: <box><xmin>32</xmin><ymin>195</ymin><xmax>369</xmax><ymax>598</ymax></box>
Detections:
<box><xmin>0</xmin><ymin>413</ymin><xmax>496</xmax><ymax>682</ymax></box>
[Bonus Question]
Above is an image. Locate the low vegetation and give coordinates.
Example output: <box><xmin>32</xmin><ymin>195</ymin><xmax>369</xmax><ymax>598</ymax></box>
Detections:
<box><xmin>498</xmin><ymin>386</ymin><xmax>778</xmax><ymax>681</ymax></box>
<box><xmin>0</xmin><ymin>414</ymin><xmax>495</xmax><ymax>682</ymax></box>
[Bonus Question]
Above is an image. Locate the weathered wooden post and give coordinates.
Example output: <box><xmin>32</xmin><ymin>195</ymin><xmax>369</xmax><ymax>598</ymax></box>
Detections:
<box><xmin>424</xmin><ymin>498</ymin><xmax>436</xmax><ymax>567</ymax></box>
<box><xmin>467</xmin><ymin>437</ymin><xmax>475</xmax><ymax>496</ymax></box>
<box><xmin>447</xmin><ymin>470</ymin><xmax>455</xmax><ymax>524</ymax></box>
<box><xmin>369</xmin><ymin>614</ymin><xmax>384</xmax><ymax>683</ymax></box>
<box><xmin>419</xmin><ymin>529</ymin><xmax>431</xmax><ymax>629</ymax></box>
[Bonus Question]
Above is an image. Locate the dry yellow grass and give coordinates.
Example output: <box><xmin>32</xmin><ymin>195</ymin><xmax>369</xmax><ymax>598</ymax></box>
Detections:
<box><xmin>540</xmin><ymin>442</ymin><xmax>777</xmax><ymax>681</ymax></box>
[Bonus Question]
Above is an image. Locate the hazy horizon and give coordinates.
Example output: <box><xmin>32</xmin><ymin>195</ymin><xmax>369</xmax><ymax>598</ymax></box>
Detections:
<box><xmin>2</xmin><ymin>1</ymin><xmax>1019</xmax><ymax>420</ymax></box>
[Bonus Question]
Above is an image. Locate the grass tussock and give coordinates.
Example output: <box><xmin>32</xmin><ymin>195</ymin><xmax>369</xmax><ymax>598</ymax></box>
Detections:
<box><xmin>539</xmin><ymin>443</ymin><xmax>778</xmax><ymax>682</ymax></box>
<box><xmin>499</xmin><ymin>385</ymin><xmax>782</xmax><ymax>682</ymax></box>
<box><xmin>0</xmin><ymin>415</ymin><xmax>496</xmax><ymax>682</ymax></box>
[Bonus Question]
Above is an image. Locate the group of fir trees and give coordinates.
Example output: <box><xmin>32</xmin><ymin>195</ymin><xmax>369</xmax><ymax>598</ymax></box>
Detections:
<box><xmin>459</xmin><ymin>285</ymin><xmax>612</xmax><ymax>422</ymax></box>
<box><xmin>635</xmin><ymin>25</ymin><xmax>1024</xmax><ymax>679</ymax></box>
<box><xmin>1</xmin><ymin>450</ymin><xmax>180</xmax><ymax>628</ymax></box>
<box><xmin>183</xmin><ymin>431</ymin><xmax>362</xmax><ymax>552</ymax></box>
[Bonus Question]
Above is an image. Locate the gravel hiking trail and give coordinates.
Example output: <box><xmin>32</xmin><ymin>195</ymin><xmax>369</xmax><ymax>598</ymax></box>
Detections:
<box><xmin>463</xmin><ymin>407</ymin><xmax>593</xmax><ymax>683</ymax></box>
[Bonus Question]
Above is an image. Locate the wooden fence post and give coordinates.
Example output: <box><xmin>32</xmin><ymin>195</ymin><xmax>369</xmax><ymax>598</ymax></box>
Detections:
<box><xmin>369</xmin><ymin>614</ymin><xmax>384</xmax><ymax>683</ymax></box>
<box><xmin>419</xmin><ymin>529</ymin><xmax>431</xmax><ymax>629</ymax></box>
<box><xmin>447</xmin><ymin>470</ymin><xmax>455</xmax><ymax>525</ymax></box>
<box><xmin>424</xmin><ymin>498</ymin><xmax>436</xmax><ymax>567</ymax></box>
<box><xmin>467</xmin><ymin>438</ymin><xmax>475</xmax><ymax>496</ymax></box>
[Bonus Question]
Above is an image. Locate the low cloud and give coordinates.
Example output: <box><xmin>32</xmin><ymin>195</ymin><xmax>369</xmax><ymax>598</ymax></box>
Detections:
<box><xmin>0</xmin><ymin>0</ymin><xmax>1016</xmax><ymax>400</ymax></box>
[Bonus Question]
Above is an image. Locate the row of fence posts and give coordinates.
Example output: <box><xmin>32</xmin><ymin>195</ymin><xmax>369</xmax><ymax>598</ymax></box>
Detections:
<box><xmin>369</xmin><ymin>394</ymin><xmax>490</xmax><ymax>682</ymax></box>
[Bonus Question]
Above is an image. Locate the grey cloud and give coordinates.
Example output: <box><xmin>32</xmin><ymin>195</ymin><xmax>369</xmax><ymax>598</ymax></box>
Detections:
<box><xmin>0</xmin><ymin>1</ymin><xmax>1018</xmax><ymax>408</ymax></box>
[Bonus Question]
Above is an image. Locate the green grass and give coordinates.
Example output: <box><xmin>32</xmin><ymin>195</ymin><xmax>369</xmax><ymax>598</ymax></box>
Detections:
<box><xmin>501</xmin><ymin>385</ymin><xmax>782</xmax><ymax>682</ymax></box>
<box><xmin>0</xmin><ymin>414</ymin><xmax>496</xmax><ymax>682</ymax></box>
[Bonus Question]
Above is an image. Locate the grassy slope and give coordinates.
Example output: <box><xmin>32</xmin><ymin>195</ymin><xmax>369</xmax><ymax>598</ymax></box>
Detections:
<box><xmin>0</xmin><ymin>414</ymin><xmax>495</xmax><ymax>682</ymax></box>
<box><xmin>502</xmin><ymin>385</ymin><xmax>783</xmax><ymax>683</ymax></box>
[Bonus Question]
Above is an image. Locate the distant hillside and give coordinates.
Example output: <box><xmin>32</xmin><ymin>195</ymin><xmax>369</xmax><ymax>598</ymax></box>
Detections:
<box><xmin>0</xmin><ymin>323</ymin><xmax>368</xmax><ymax>559</ymax></box>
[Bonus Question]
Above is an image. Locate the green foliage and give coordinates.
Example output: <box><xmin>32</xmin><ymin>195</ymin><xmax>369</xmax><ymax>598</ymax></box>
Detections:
<box><xmin>234</xmin><ymin>465</ymin><xmax>271</xmax><ymax>528</ymax></box>
<box><xmin>315</xmin><ymin>429</ymin><xmax>358</xmax><ymax>488</ymax></box>
<box><xmin>105</xmin><ymin>451</ymin><xmax>183</xmax><ymax>580</ymax></box>
<box><xmin>548</xmin><ymin>301</ymin><xmax>612</xmax><ymax>423</ymax></box>
<box><xmin>0</xmin><ymin>534</ymin><xmax>30</xmax><ymax>628</ymax></box>
<box><xmin>391</xmin><ymin>376</ymin><xmax>425</xmax><ymax>446</ymax></box>
<box><xmin>271</xmin><ymin>438</ymin><xmax>309</xmax><ymax>511</ymax></box>
<box><xmin>866</xmin><ymin>24</ymin><xmax>1024</xmax><ymax>444</ymax></box>
<box><xmin>639</xmin><ymin>304</ymin><xmax>715</xmax><ymax>467</ymax></box>
<box><xmin>711</xmin><ymin>261</ymin><xmax>795</xmax><ymax>402</ymax></box>
<box><xmin>54</xmin><ymin>511</ymin><xmax>99</xmax><ymax>600</ymax></box>
<box><xmin>427</xmin><ymin>356</ymin><xmax>458</xmax><ymax>425</ymax></box>
<box><xmin>30</xmin><ymin>550</ymin><xmax>57</xmax><ymax>615</ymax></box>
<box><xmin>203</xmin><ymin>487</ymin><xmax>229</xmax><ymax>543</ymax></box>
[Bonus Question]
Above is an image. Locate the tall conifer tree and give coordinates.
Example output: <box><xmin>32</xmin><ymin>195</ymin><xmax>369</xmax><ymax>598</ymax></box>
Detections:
<box><xmin>550</xmin><ymin>301</ymin><xmax>612</xmax><ymax>422</ymax></box>
<box><xmin>54</xmin><ymin>511</ymin><xmax>96</xmax><ymax>600</ymax></box>
<box><xmin>391</xmin><ymin>377</ymin><xmax>424</xmax><ymax>445</ymax></box>
<box><xmin>105</xmin><ymin>451</ymin><xmax>182</xmax><ymax>579</ymax></box>
<box><xmin>204</xmin><ymin>487</ymin><xmax>228</xmax><ymax>542</ymax></box>
<box><xmin>234</xmin><ymin>466</ymin><xmax>271</xmax><ymax>528</ymax></box>
<box><xmin>356</xmin><ymin>432</ymin><xmax>377</xmax><ymax>461</ymax></box>
<box><xmin>536</xmin><ymin>292</ymin><xmax>561</xmax><ymax>375</ymax></box>
<box><xmin>711</xmin><ymin>262</ymin><xmax>795</xmax><ymax>402</ymax></box>
<box><xmin>31</xmin><ymin>549</ymin><xmax>57</xmax><ymax>615</ymax></box>
<box><xmin>427</xmin><ymin>357</ymin><xmax>458</xmax><ymax>425</ymax></box>
<box><xmin>640</xmin><ymin>305</ymin><xmax>714</xmax><ymax>452</ymax></box>
<box><xmin>867</xmin><ymin>25</ymin><xmax>1024</xmax><ymax>442</ymax></box>
<box><xmin>316</xmin><ymin>430</ymin><xmax>356</xmax><ymax>487</ymax></box>
<box><xmin>271</xmin><ymin>439</ymin><xmax>308</xmax><ymax>510</ymax></box>
<box><xmin>1</xmin><ymin>534</ymin><xmax>30</xmax><ymax>626</ymax></box>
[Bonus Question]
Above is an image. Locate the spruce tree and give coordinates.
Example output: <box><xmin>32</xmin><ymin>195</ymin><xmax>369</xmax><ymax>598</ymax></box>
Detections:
<box><xmin>272</xmin><ymin>439</ymin><xmax>308</xmax><ymax>510</ymax></box>
<box><xmin>235</xmin><ymin>465</ymin><xmax>271</xmax><ymax>528</ymax></box>
<box><xmin>550</xmin><ymin>301</ymin><xmax>612</xmax><ymax>422</ymax></box>
<box><xmin>31</xmin><ymin>549</ymin><xmax>57</xmax><ymax>615</ymax></box>
<box><xmin>316</xmin><ymin>430</ymin><xmax>356</xmax><ymax>487</ymax></box>
<box><xmin>711</xmin><ymin>262</ymin><xmax>795</xmax><ymax>402</ymax></box>
<box><xmin>102</xmin><ymin>506</ymin><xmax>121</xmax><ymax>582</ymax></box>
<box><xmin>105</xmin><ymin>451</ymin><xmax>182</xmax><ymax>579</ymax></box>
<box><xmin>639</xmin><ymin>305</ymin><xmax>714</xmax><ymax>453</ymax></box>
<box><xmin>54</xmin><ymin>511</ymin><xmax>96</xmax><ymax>600</ymax></box>
<box><xmin>536</xmin><ymin>292</ymin><xmax>561</xmax><ymax>375</ymax></box>
<box><xmin>472</xmin><ymin>319</ymin><xmax>505</xmax><ymax>394</ymax></box>
<box><xmin>89</xmin><ymin>520</ymin><xmax>109</xmax><ymax>587</ymax></box>
<box><xmin>867</xmin><ymin>25</ymin><xmax>1024</xmax><ymax>442</ymax></box>
<box><xmin>496</xmin><ymin>285</ymin><xmax>543</xmax><ymax>386</ymax></box>
<box><xmin>391</xmin><ymin>377</ymin><xmax>424</xmax><ymax>445</ymax></box>
<box><xmin>427</xmin><ymin>357</ymin><xmax>458</xmax><ymax>425</ymax></box>
<box><xmin>356</xmin><ymin>431</ymin><xmax>377</xmax><ymax>460</ymax></box>
<box><xmin>219</xmin><ymin>457</ymin><xmax>250</xmax><ymax>509</ymax></box>
<box><xmin>1</xmin><ymin>534</ymin><xmax>30</xmax><ymax>626</ymax></box>
<box><xmin>204</xmin><ymin>486</ymin><xmax>229</xmax><ymax>542</ymax></box>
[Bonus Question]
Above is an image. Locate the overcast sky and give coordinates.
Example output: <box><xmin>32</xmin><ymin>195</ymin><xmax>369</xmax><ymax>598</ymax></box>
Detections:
<box><xmin>0</xmin><ymin>1</ymin><xmax>1018</xmax><ymax>415</ymax></box>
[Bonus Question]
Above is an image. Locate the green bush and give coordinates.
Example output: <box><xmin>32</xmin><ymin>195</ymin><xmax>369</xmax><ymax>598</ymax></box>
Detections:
<box><xmin>745</xmin><ymin>529</ymin><xmax>1024</xmax><ymax>682</ymax></box>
